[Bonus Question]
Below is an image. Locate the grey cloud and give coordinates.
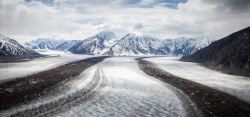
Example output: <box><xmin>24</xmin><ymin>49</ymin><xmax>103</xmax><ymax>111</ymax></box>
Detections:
<box><xmin>203</xmin><ymin>0</ymin><xmax>250</xmax><ymax>13</ymax></box>
<box><xmin>1</xmin><ymin>0</ymin><xmax>250</xmax><ymax>42</ymax></box>
<box><xmin>55</xmin><ymin>0</ymin><xmax>141</xmax><ymax>7</ymax></box>
<box><xmin>134</xmin><ymin>23</ymin><xmax>144</xmax><ymax>30</ymax></box>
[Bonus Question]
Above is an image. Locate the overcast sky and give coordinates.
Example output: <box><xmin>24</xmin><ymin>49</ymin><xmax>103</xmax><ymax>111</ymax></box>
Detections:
<box><xmin>0</xmin><ymin>0</ymin><xmax>250</xmax><ymax>44</ymax></box>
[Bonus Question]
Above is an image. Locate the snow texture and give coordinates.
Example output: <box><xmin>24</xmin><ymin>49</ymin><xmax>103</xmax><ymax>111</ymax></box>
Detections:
<box><xmin>54</xmin><ymin>40</ymin><xmax>81</xmax><ymax>51</ymax></box>
<box><xmin>0</xmin><ymin>50</ymin><xmax>95</xmax><ymax>83</ymax></box>
<box><xmin>24</xmin><ymin>38</ymin><xmax>65</xmax><ymax>50</ymax></box>
<box><xmin>145</xmin><ymin>57</ymin><xmax>250</xmax><ymax>104</ymax></box>
<box><xmin>105</xmin><ymin>34</ymin><xmax>214</xmax><ymax>56</ymax></box>
<box><xmin>0</xmin><ymin>57</ymin><xmax>194</xmax><ymax>117</ymax></box>
<box><xmin>56</xmin><ymin>57</ymin><xmax>189</xmax><ymax>116</ymax></box>
<box><xmin>69</xmin><ymin>31</ymin><xmax>119</xmax><ymax>55</ymax></box>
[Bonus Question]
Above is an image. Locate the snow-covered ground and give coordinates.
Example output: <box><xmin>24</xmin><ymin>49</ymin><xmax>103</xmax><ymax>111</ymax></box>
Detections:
<box><xmin>0</xmin><ymin>57</ymin><xmax>103</xmax><ymax>116</ymax></box>
<box><xmin>56</xmin><ymin>57</ymin><xmax>196</xmax><ymax>116</ymax></box>
<box><xmin>0</xmin><ymin>50</ymin><xmax>95</xmax><ymax>82</ymax></box>
<box><xmin>145</xmin><ymin>57</ymin><xmax>250</xmax><ymax>104</ymax></box>
<box><xmin>1</xmin><ymin>57</ymin><xmax>199</xmax><ymax>116</ymax></box>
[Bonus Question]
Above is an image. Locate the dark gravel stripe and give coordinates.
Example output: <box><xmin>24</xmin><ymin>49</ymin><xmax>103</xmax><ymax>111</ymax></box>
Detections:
<box><xmin>0</xmin><ymin>56</ymin><xmax>108</xmax><ymax>110</ymax></box>
<box><xmin>136</xmin><ymin>58</ymin><xmax>250</xmax><ymax>117</ymax></box>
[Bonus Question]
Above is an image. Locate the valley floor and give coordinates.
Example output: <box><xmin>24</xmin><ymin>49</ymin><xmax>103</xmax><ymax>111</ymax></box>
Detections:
<box><xmin>0</xmin><ymin>50</ymin><xmax>95</xmax><ymax>83</ymax></box>
<box><xmin>0</xmin><ymin>52</ymin><xmax>249</xmax><ymax>116</ymax></box>
<box><xmin>145</xmin><ymin>57</ymin><xmax>250</xmax><ymax>104</ymax></box>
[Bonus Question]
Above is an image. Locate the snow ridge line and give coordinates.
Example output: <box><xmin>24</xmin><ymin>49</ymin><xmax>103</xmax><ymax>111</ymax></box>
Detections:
<box><xmin>0</xmin><ymin>56</ymin><xmax>109</xmax><ymax>116</ymax></box>
<box><xmin>40</xmin><ymin>63</ymin><xmax>107</xmax><ymax>116</ymax></box>
<box><xmin>136</xmin><ymin>58</ymin><xmax>250</xmax><ymax>117</ymax></box>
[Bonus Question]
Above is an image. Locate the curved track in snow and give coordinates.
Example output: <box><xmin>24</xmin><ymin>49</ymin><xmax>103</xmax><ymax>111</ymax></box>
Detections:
<box><xmin>1</xmin><ymin>57</ymin><xmax>200</xmax><ymax>116</ymax></box>
<box><xmin>56</xmin><ymin>57</ymin><xmax>200</xmax><ymax>117</ymax></box>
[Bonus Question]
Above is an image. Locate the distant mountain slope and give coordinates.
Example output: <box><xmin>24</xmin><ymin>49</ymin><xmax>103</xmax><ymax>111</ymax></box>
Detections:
<box><xmin>24</xmin><ymin>38</ymin><xmax>65</xmax><ymax>50</ymax></box>
<box><xmin>105</xmin><ymin>34</ymin><xmax>166</xmax><ymax>56</ymax></box>
<box><xmin>69</xmin><ymin>31</ymin><xmax>118</xmax><ymax>55</ymax></box>
<box><xmin>104</xmin><ymin>34</ymin><xmax>213</xmax><ymax>56</ymax></box>
<box><xmin>23</xmin><ymin>31</ymin><xmax>214</xmax><ymax>56</ymax></box>
<box><xmin>180</xmin><ymin>26</ymin><xmax>250</xmax><ymax>77</ymax></box>
<box><xmin>163</xmin><ymin>37</ymin><xmax>214</xmax><ymax>56</ymax></box>
<box><xmin>54</xmin><ymin>40</ymin><xmax>80</xmax><ymax>51</ymax></box>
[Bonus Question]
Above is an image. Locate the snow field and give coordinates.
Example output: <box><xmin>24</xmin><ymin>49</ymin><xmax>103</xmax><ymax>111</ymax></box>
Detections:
<box><xmin>57</xmin><ymin>57</ymin><xmax>190</xmax><ymax>117</ymax></box>
<box><xmin>145</xmin><ymin>57</ymin><xmax>250</xmax><ymax>104</ymax></box>
<box><xmin>0</xmin><ymin>59</ymin><xmax>104</xmax><ymax>116</ymax></box>
<box><xmin>0</xmin><ymin>50</ymin><xmax>95</xmax><ymax>82</ymax></box>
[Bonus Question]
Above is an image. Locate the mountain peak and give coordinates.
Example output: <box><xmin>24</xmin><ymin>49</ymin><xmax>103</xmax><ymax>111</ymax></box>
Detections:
<box><xmin>122</xmin><ymin>33</ymin><xmax>138</xmax><ymax>39</ymax></box>
<box><xmin>127</xmin><ymin>33</ymin><xmax>137</xmax><ymax>36</ymax></box>
<box><xmin>140</xmin><ymin>34</ymin><xmax>158</xmax><ymax>40</ymax></box>
<box><xmin>0</xmin><ymin>34</ymin><xmax>39</xmax><ymax>56</ymax></box>
<box><xmin>95</xmin><ymin>31</ymin><xmax>116</xmax><ymax>40</ymax></box>
<box><xmin>0</xmin><ymin>34</ymin><xmax>5</xmax><ymax>38</ymax></box>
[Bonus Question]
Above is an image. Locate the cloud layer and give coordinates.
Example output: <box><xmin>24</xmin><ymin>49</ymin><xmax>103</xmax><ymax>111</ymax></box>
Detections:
<box><xmin>0</xmin><ymin>0</ymin><xmax>250</xmax><ymax>43</ymax></box>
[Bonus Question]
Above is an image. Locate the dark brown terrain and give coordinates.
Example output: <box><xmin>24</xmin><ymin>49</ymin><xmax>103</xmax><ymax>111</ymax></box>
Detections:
<box><xmin>0</xmin><ymin>54</ymin><xmax>47</xmax><ymax>63</ymax></box>
<box><xmin>136</xmin><ymin>58</ymin><xmax>250</xmax><ymax>117</ymax></box>
<box><xmin>180</xmin><ymin>26</ymin><xmax>250</xmax><ymax>77</ymax></box>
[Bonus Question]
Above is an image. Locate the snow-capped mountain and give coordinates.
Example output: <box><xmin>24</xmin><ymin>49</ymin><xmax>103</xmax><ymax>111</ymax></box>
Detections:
<box><xmin>22</xmin><ymin>31</ymin><xmax>213</xmax><ymax>56</ymax></box>
<box><xmin>105</xmin><ymin>34</ymin><xmax>166</xmax><ymax>56</ymax></box>
<box><xmin>0</xmin><ymin>34</ymin><xmax>38</xmax><ymax>56</ymax></box>
<box><xmin>163</xmin><ymin>36</ymin><xmax>215</xmax><ymax>56</ymax></box>
<box><xmin>69</xmin><ymin>31</ymin><xmax>118</xmax><ymax>55</ymax></box>
<box><xmin>104</xmin><ymin>34</ymin><xmax>214</xmax><ymax>56</ymax></box>
<box><xmin>54</xmin><ymin>40</ymin><xmax>81</xmax><ymax>51</ymax></box>
<box><xmin>24</xmin><ymin>38</ymin><xmax>65</xmax><ymax>50</ymax></box>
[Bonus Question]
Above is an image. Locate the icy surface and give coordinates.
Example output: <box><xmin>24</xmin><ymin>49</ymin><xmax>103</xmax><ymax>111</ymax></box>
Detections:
<box><xmin>56</xmin><ymin>57</ymin><xmax>188</xmax><ymax>116</ymax></box>
<box><xmin>0</xmin><ymin>59</ymin><xmax>102</xmax><ymax>116</ymax></box>
<box><xmin>0</xmin><ymin>50</ymin><xmax>95</xmax><ymax>82</ymax></box>
<box><xmin>145</xmin><ymin>57</ymin><xmax>250</xmax><ymax>104</ymax></box>
<box><xmin>0</xmin><ymin>57</ymin><xmax>192</xmax><ymax>116</ymax></box>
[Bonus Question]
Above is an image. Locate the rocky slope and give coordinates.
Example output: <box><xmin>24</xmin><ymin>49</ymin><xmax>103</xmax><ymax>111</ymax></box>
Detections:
<box><xmin>0</xmin><ymin>34</ymin><xmax>42</xmax><ymax>62</ymax></box>
<box><xmin>0</xmin><ymin>34</ymin><xmax>38</xmax><ymax>56</ymax></box>
<box><xmin>69</xmin><ymin>31</ymin><xmax>118</xmax><ymax>55</ymax></box>
<box><xmin>104</xmin><ymin>34</ymin><xmax>213</xmax><ymax>56</ymax></box>
<box><xmin>105</xmin><ymin>34</ymin><xmax>166</xmax><ymax>56</ymax></box>
<box><xmin>163</xmin><ymin>37</ymin><xmax>214</xmax><ymax>56</ymax></box>
<box><xmin>54</xmin><ymin>40</ymin><xmax>80</xmax><ymax>51</ymax></box>
<box><xmin>22</xmin><ymin>31</ymin><xmax>214</xmax><ymax>56</ymax></box>
<box><xmin>180</xmin><ymin>26</ymin><xmax>250</xmax><ymax>77</ymax></box>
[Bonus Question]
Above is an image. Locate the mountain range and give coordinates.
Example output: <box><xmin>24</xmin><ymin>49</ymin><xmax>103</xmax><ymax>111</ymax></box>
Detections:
<box><xmin>180</xmin><ymin>26</ymin><xmax>250</xmax><ymax>77</ymax></box>
<box><xmin>24</xmin><ymin>31</ymin><xmax>214</xmax><ymax>56</ymax></box>
<box><xmin>68</xmin><ymin>31</ymin><xmax>119</xmax><ymax>55</ymax></box>
<box><xmin>24</xmin><ymin>38</ymin><xmax>66</xmax><ymax>50</ymax></box>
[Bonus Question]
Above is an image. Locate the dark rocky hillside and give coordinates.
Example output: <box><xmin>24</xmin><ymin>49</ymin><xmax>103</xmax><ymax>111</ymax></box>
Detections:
<box><xmin>0</xmin><ymin>34</ymin><xmax>44</xmax><ymax>63</ymax></box>
<box><xmin>180</xmin><ymin>26</ymin><xmax>250</xmax><ymax>77</ymax></box>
